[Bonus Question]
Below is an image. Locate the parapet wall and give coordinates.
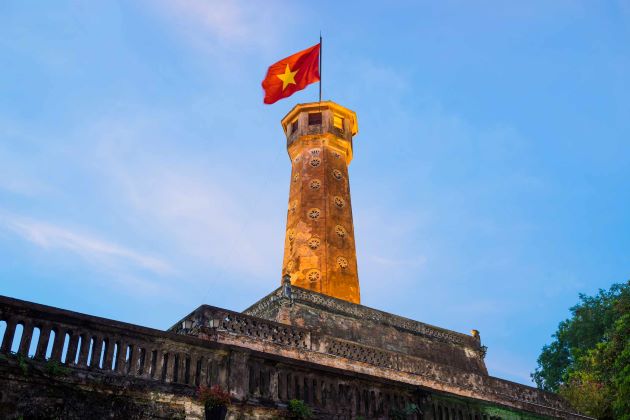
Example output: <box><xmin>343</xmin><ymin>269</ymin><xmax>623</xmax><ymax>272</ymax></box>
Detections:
<box><xmin>244</xmin><ymin>285</ymin><xmax>487</xmax><ymax>374</ymax></box>
<box><xmin>0</xmin><ymin>295</ymin><xmax>433</xmax><ymax>419</ymax></box>
<box><xmin>178</xmin><ymin>293</ymin><xmax>584</xmax><ymax>419</ymax></box>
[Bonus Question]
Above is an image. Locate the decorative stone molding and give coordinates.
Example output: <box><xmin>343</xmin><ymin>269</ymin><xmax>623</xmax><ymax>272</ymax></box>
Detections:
<box><xmin>245</xmin><ymin>286</ymin><xmax>474</xmax><ymax>348</ymax></box>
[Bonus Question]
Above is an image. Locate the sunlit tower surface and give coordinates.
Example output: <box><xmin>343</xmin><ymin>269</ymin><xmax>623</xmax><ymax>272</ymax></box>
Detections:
<box><xmin>280</xmin><ymin>101</ymin><xmax>361</xmax><ymax>304</ymax></box>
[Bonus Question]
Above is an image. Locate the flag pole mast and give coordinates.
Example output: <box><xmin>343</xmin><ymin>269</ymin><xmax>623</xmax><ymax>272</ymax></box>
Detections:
<box><xmin>319</xmin><ymin>32</ymin><xmax>322</xmax><ymax>103</ymax></box>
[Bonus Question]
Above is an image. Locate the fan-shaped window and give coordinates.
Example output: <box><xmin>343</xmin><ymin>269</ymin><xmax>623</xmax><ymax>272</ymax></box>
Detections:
<box><xmin>334</xmin><ymin>196</ymin><xmax>345</xmax><ymax>208</ymax></box>
<box><xmin>310</xmin><ymin>158</ymin><xmax>321</xmax><ymax>167</ymax></box>
<box><xmin>309</xmin><ymin>179</ymin><xmax>321</xmax><ymax>190</ymax></box>
<box><xmin>307</xmin><ymin>237</ymin><xmax>321</xmax><ymax>249</ymax></box>
<box><xmin>336</xmin><ymin>257</ymin><xmax>349</xmax><ymax>269</ymax></box>
<box><xmin>308</xmin><ymin>208</ymin><xmax>321</xmax><ymax>220</ymax></box>
<box><xmin>307</xmin><ymin>270</ymin><xmax>321</xmax><ymax>282</ymax></box>
<box><xmin>335</xmin><ymin>225</ymin><xmax>346</xmax><ymax>237</ymax></box>
<box><xmin>332</xmin><ymin>169</ymin><xmax>342</xmax><ymax>180</ymax></box>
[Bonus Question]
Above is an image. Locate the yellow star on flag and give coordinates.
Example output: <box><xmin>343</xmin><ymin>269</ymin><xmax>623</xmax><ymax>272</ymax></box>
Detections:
<box><xmin>276</xmin><ymin>64</ymin><xmax>298</xmax><ymax>90</ymax></box>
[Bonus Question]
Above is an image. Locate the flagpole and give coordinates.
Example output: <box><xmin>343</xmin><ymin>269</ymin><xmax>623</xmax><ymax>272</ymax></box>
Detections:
<box><xmin>319</xmin><ymin>32</ymin><xmax>322</xmax><ymax>103</ymax></box>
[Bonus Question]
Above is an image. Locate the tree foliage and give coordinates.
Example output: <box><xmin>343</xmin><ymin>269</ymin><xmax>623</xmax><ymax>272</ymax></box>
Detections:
<box><xmin>531</xmin><ymin>281</ymin><xmax>629</xmax><ymax>419</ymax></box>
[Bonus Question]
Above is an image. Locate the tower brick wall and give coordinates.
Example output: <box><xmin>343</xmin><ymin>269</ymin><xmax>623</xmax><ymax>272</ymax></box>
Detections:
<box><xmin>281</xmin><ymin>101</ymin><xmax>361</xmax><ymax>304</ymax></box>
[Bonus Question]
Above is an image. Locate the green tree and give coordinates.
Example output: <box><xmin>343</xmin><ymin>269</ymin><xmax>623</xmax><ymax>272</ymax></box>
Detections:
<box><xmin>532</xmin><ymin>281</ymin><xmax>629</xmax><ymax>419</ymax></box>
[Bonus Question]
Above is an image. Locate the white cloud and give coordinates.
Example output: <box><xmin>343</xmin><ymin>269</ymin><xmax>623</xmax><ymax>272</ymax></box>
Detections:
<box><xmin>147</xmin><ymin>0</ymin><xmax>291</xmax><ymax>51</ymax></box>
<box><xmin>1</xmin><ymin>213</ymin><xmax>173</xmax><ymax>276</ymax></box>
<box><xmin>0</xmin><ymin>122</ymin><xmax>49</xmax><ymax>197</ymax></box>
<box><xmin>0</xmin><ymin>176</ymin><xmax>44</xmax><ymax>197</ymax></box>
<box><xmin>78</xmin><ymin>113</ymin><xmax>284</xmax><ymax>281</ymax></box>
<box><xmin>109</xmin><ymin>162</ymin><xmax>282</xmax><ymax>280</ymax></box>
<box><xmin>162</xmin><ymin>0</ymin><xmax>259</xmax><ymax>42</ymax></box>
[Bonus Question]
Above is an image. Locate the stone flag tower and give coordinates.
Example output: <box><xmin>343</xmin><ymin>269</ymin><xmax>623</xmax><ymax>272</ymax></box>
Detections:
<box><xmin>280</xmin><ymin>101</ymin><xmax>361</xmax><ymax>304</ymax></box>
<box><xmin>0</xmin><ymin>99</ymin><xmax>584</xmax><ymax>419</ymax></box>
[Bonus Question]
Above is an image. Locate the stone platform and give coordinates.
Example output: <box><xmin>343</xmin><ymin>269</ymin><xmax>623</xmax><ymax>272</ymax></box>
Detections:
<box><xmin>170</xmin><ymin>282</ymin><xmax>587</xmax><ymax>419</ymax></box>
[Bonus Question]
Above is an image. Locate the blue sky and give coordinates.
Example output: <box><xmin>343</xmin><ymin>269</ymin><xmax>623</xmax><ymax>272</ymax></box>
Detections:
<box><xmin>1</xmin><ymin>1</ymin><xmax>629</xmax><ymax>385</ymax></box>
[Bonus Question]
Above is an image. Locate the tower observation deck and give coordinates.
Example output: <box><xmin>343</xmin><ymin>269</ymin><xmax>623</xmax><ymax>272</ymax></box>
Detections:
<box><xmin>280</xmin><ymin>101</ymin><xmax>361</xmax><ymax>304</ymax></box>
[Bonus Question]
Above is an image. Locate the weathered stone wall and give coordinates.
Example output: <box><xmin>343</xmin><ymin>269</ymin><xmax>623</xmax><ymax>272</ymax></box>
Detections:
<box><xmin>245</xmin><ymin>285</ymin><xmax>487</xmax><ymax>375</ymax></box>
<box><xmin>0</xmin><ymin>361</ymin><xmax>198</xmax><ymax>419</ymax></box>
<box><xmin>176</xmin><ymin>296</ymin><xmax>586</xmax><ymax>419</ymax></box>
<box><xmin>0</xmin><ymin>295</ymin><xmax>423</xmax><ymax>419</ymax></box>
<box><xmin>1</xmin><ymin>295</ymin><xmax>588</xmax><ymax>419</ymax></box>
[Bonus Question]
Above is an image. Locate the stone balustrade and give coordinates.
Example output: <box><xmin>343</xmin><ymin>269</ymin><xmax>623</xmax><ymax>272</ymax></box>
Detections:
<box><xmin>170</xmin><ymin>305</ymin><xmax>311</xmax><ymax>350</ymax></box>
<box><xmin>0</xmin><ymin>295</ymin><xmax>422</xmax><ymax>419</ymax></box>
<box><xmin>0</xmin><ymin>295</ymin><xmax>228</xmax><ymax>389</ymax></box>
<box><xmin>1</xmin><ymin>295</ymin><xmax>588</xmax><ymax>419</ymax></box>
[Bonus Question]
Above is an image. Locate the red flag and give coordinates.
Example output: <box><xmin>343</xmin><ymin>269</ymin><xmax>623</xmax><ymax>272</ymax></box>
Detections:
<box><xmin>262</xmin><ymin>43</ymin><xmax>320</xmax><ymax>104</ymax></box>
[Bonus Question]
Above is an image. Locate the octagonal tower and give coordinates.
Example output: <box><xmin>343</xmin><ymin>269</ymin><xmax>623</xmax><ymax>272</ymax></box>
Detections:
<box><xmin>280</xmin><ymin>101</ymin><xmax>360</xmax><ymax>304</ymax></box>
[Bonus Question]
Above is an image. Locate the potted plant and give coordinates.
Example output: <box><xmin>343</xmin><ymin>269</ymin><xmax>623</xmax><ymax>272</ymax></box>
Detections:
<box><xmin>197</xmin><ymin>384</ymin><xmax>231</xmax><ymax>420</ymax></box>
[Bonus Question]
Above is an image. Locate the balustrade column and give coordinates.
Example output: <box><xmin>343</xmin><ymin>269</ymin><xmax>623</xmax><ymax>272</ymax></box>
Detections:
<box><xmin>277</xmin><ymin>369</ymin><xmax>286</xmax><ymax>401</ymax></box>
<box><xmin>197</xmin><ymin>356</ymin><xmax>207</xmax><ymax>386</ymax></box>
<box><xmin>102</xmin><ymin>339</ymin><xmax>114</xmax><ymax>371</ymax></box>
<box><xmin>270</xmin><ymin>366</ymin><xmax>279</xmax><ymax>401</ymax></box>
<box><xmin>136</xmin><ymin>346</ymin><xmax>146</xmax><ymax>376</ymax></box>
<box><xmin>140</xmin><ymin>348</ymin><xmax>153</xmax><ymax>379</ymax></box>
<box><xmin>77</xmin><ymin>334</ymin><xmax>91</xmax><ymax>367</ymax></box>
<box><xmin>90</xmin><ymin>336</ymin><xmax>103</xmax><ymax>368</ymax></box>
<box><xmin>1</xmin><ymin>319</ymin><xmax>17</xmax><ymax>353</ymax></box>
<box><xmin>17</xmin><ymin>321</ymin><xmax>34</xmax><ymax>356</ymax></box>
<box><xmin>127</xmin><ymin>343</ymin><xmax>139</xmax><ymax>375</ymax></box>
<box><xmin>249</xmin><ymin>361</ymin><xmax>260</xmax><ymax>397</ymax></box>
<box><xmin>112</xmin><ymin>340</ymin><xmax>125</xmax><ymax>373</ymax></box>
<box><xmin>228</xmin><ymin>350</ymin><xmax>250</xmax><ymax>401</ymax></box>
<box><xmin>219</xmin><ymin>356</ymin><xmax>230</xmax><ymax>388</ymax></box>
<box><xmin>144</xmin><ymin>348</ymin><xmax>151</xmax><ymax>377</ymax></box>
<box><xmin>165</xmin><ymin>352</ymin><xmax>176</xmax><ymax>383</ymax></box>
<box><xmin>189</xmin><ymin>353</ymin><xmax>199</xmax><ymax>385</ymax></box>
<box><xmin>313</xmin><ymin>377</ymin><xmax>320</xmax><ymax>406</ymax></box>
<box><xmin>171</xmin><ymin>353</ymin><xmax>180</xmax><ymax>383</ymax></box>
<box><xmin>177</xmin><ymin>352</ymin><xmax>186</xmax><ymax>383</ymax></box>
<box><xmin>152</xmin><ymin>349</ymin><xmax>164</xmax><ymax>380</ymax></box>
<box><xmin>303</xmin><ymin>375</ymin><xmax>310</xmax><ymax>403</ymax></box>
<box><xmin>35</xmin><ymin>326</ymin><xmax>51</xmax><ymax>360</ymax></box>
<box><xmin>65</xmin><ymin>333</ymin><xmax>80</xmax><ymax>365</ymax></box>
<box><xmin>116</xmin><ymin>340</ymin><xmax>129</xmax><ymax>375</ymax></box>
<box><xmin>49</xmin><ymin>328</ymin><xmax>65</xmax><ymax>362</ymax></box>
